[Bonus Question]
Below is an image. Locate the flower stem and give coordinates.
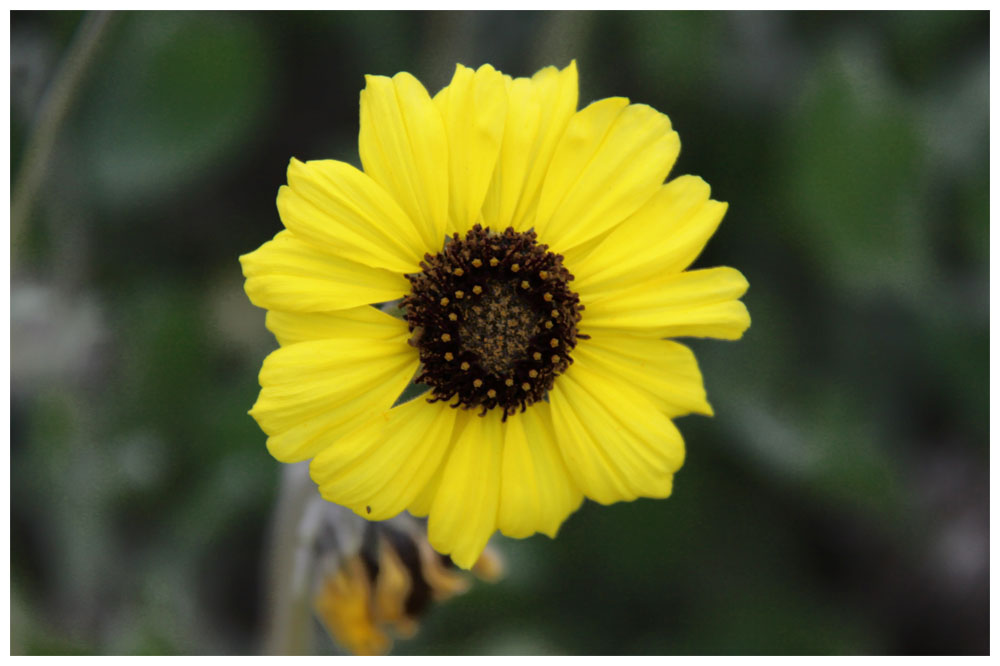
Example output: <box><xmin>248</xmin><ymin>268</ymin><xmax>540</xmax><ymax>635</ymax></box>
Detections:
<box><xmin>11</xmin><ymin>11</ymin><xmax>115</xmax><ymax>267</ymax></box>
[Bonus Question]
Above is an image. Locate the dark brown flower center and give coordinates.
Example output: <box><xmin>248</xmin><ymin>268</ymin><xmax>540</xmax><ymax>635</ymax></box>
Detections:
<box><xmin>402</xmin><ymin>225</ymin><xmax>585</xmax><ymax>419</ymax></box>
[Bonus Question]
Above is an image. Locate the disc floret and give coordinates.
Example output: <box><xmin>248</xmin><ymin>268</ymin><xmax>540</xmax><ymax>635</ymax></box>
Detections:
<box><xmin>402</xmin><ymin>225</ymin><xmax>585</xmax><ymax>418</ymax></box>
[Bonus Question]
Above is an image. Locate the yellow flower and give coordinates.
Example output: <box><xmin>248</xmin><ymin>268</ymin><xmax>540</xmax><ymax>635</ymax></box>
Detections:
<box><xmin>241</xmin><ymin>61</ymin><xmax>750</xmax><ymax>570</ymax></box>
<box><xmin>309</xmin><ymin>503</ymin><xmax>502</xmax><ymax>655</ymax></box>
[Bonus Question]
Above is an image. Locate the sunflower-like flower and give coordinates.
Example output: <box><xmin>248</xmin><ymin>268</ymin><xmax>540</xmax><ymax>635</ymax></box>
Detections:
<box><xmin>241</xmin><ymin>61</ymin><xmax>750</xmax><ymax>570</ymax></box>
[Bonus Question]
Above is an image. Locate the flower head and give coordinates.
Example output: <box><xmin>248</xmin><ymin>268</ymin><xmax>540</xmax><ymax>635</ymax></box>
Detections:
<box><xmin>241</xmin><ymin>61</ymin><xmax>750</xmax><ymax>570</ymax></box>
<box><xmin>309</xmin><ymin>500</ymin><xmax>501</xmax><ymax>655</ymax></box>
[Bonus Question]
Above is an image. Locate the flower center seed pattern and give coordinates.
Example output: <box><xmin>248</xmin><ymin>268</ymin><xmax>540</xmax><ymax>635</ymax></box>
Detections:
<box><xmin>403</xmin><ymin>225</ymin><xmax>586</xmax><ymax>419</ymax></box>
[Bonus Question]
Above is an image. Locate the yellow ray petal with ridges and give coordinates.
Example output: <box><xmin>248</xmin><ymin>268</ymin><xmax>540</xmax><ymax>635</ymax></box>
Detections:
<box><xmin>434</xmin><ymin>64</ymin><xmax>508</xmax><ymax>236</ymax></box>
<box><xmin>549</xmin><ymin>362</ymin><xmax>684</xmax><ymax>505</ymax></box>
<box><xmin>480</xmin><ymin>75</ymin><xmax>538</xmax><ymax>230</ymax></box>
<box><xmin>481</xmin><ymin>61</ymin><xmax>579</xmax><ymax>232</ymax></box>
<box><xmin>532</xmin><ymin>96</ymin><xmax>627</xmax><ymax>238</ymax></box>
<box><xmin>573</xmin><ymin>334</ymin><xmax>713</xmax><ymax>418</ymax></box>
<box><xmin>241</xmin><ymin>231</ymin><xmax>409</xmax><ymax>312</ymax></box>
<box><xmin>497</xmin><ymin>403</ymin><xmax>583</xmax><ymax>539</ymax></box>
<box><xmin>344</xmin><ymin>401</ymin><xmax>456</xmax><ymax>521</ymax></box>
<box><xmin>251</xmin><ymin>336</ymin><xmax>417</xmax><ymax>462</ymax></box>
<box><xmin>254</xmin><ymin>337</ymin><xmax>411</xmax><ymax>433</ymax></box>
<box><xmin>509</xmin><ymin>61</ymin><xmax>579</xmax><ymax>231</ymax></box>
<box><xmin>263</xmin><ymin>387</ymin><xmax>410</xmax><ymax>465</ymax></box>
<box><xmin>359</xmin><ymin>72</ymin><xmax>448</xmax><ymax>251</ymax></box>
<box><xmin>571</xmin><ymin>175</ymin><xmax>727</xmax><ymax>295</ymax></box>
<box><xmin>406</xmin><ymin>462</ymin><xmax>442</xmax><ymax>519</ymax></box>
<box><xmin>559</xmin><ymin>224</ymin><xmax>616</xmax><ymax>273</ymax></box>
<box><xmin>278</xmin><ymin>158</ymin><xmax>428</xmax><ymax>273</ymax></box>
<box><xmin>310</xmin><ymin>396</ymin><xmax>459</xmax><ymax>521</ymax></box>
<box><xmin>266</xmin><ymin>305</ymin><xmax>408</xmax><ymax>347</ymax></box>
<box><xmin>582</xmin><ymin>266</ymin><xmax>750</xmax><ymax>340</ymax></box>
<box><xmin>534</xmin><ymin>98</ymin><xmax>680</xmax><ymax>253</ymax></box>
<box><xmin>427</xmin><ymin>410</ymin><xmax>504</xmax><ymax>569</ymax></box>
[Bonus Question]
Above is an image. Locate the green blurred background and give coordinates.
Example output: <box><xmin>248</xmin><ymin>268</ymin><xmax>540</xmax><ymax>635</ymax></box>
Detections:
<box><xmin>10</xmin><ymin>10</ymin><xmax>988</xmax><ymax>655</ymax></box>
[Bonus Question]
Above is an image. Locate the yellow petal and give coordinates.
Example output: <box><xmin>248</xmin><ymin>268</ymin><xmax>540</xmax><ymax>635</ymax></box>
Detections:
<box><xmin>406</xmin><ymin>461</ymin><xmax>442</xmax><ymax>519</ymax></box>
<box><xmin>497</xmin><ymin>403</ymin><xmax>583</xmax><ymax>539</ymax></box>
<box><xmin>481</xmin><ymin>61</ymin><xmax>579</xmax><ymax>232</ymax></box>
<box><xmin>549</xmin><ymin>362</ymin><xmax>684</xmax><ymax>505</ymax></box>
<box><xmin>534</xmin><ymin>98</ymin><xmax>680</xmax><ymax>253</ymax></box>
<box><xmin>559</xmin><ymin>225</ymin><xmax>616</xmax><ymax>273</ymax></box>
<box><xmin>427</xmin><ymin>410</ymin><xmax>503</xmax><ymax>569</ymax></box>
<box><xmin>265</xmin><ymin>305</ymin><xmax>408</xmax><ymax>347</ymax></box>
<box><xmin>573</xmin><ymin>335</ymin><xmax>713</xmax><ymax>418</ymax></box>
<box><xmin>471</xmin><ymin>547</ymin><xmax>505</xmax><ymax>582</ymax></box>
<box><xmin>241</xmin><ymin>231</ymin><xmax>410</xmax><ymax>312</ymax></box>
<box><xmin>582</xmin><ymin>266</ymin><xmax>751</xmax><ymax>340</ymax></box>
<box><xmin>572</xmin><ymin>175</ymin><xmax>728</xmax><ymax>295</ymax></box>
<box><xmin>371</xmin><ymin>536</ymin><xmax>417</xmax><ymax>638</ymax></box>
<box><xmin>359</xmin><ymin>72</ymin><xmax>449</xmax><ymax>250</ymax></box>
<box><xmin>434</xmin><ymin>64</ymin><xmax>508</xmax><ymax>235</ymax></box>
<box><xmin>310</xmin><ymin>396</ymin><xmax>459</xmax><ymax>521</ymax></box>
<box><xmin>480</xmin><ymin>75</ymin><xmax>536</xmax><ymax>230</ymax></box>
<box><xmin>414</xmin><ymin>536</ymin><xmax>470</xmax><ymax>599</ymax></box>
<box><xmin>250</xmin><ymin>336</ymin><xmax>417</xmax><ymax>463</ymax></box>
<box><xmin>314</xmin><ymin>556</ymin><xmax>390</xmax><ymax>656</ymax></box>
<box><xmin>278</xmin><ymin>158</ymin><xmax>429</xmax><ymax>273</ymax></box>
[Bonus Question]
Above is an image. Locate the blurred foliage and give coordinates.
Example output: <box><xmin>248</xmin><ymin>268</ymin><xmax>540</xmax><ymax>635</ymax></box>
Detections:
<box><xmin>10</xmin><ymin>10</ymin><xmax>988</xmax><ymax>655</ymax></box>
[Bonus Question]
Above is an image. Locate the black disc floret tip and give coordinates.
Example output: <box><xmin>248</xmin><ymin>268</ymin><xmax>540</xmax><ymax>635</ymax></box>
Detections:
<box><xmin>402</xmin><ymin>225</ymin><xmax>586</xmax><ymax>419</ymax></box>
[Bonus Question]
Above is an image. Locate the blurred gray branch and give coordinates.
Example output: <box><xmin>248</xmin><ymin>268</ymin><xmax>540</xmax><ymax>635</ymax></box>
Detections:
<box><xmin>11</xmin><ymin>11</ymin><xmax>115</xmax><ymax>266</ymax></box>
